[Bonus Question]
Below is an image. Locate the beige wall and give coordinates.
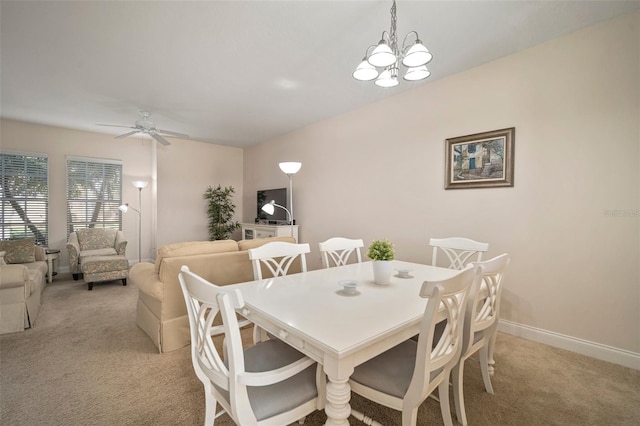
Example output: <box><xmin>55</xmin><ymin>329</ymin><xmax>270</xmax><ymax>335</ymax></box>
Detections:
<box><xmin>244</xmin><ymin>12</ymin><xmax>640</xmax><ymax>354</ymax></box>
<box><xmin>156</xmin><ymin>137</ymin><xmax>244</xmax><ymax>249</ymax></box>
<box><xmin>0</xmin><ymin>119</ymin><xmax>244</xmax><ymax>267</ymax></box>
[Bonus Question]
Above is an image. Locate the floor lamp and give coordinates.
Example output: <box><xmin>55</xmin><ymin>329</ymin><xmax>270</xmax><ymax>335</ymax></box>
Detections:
<box><xmin>278</xmin><ymin>161</ymin><xmax>301</xmax><ymax>228</ymax></box>
<box><xmin>119</xmin><ymin>180</ymin><xmax>148</xmax><ymax>263</ymax></box>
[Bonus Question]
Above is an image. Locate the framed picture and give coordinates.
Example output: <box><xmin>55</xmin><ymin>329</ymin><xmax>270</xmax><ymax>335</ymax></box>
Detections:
<box><xmin>445</xmin><ymin>127</ymin><xmax>515</xmax><ymax>189</ymax></box>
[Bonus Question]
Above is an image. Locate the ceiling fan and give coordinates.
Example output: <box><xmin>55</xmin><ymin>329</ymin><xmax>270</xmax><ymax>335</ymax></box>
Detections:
<box><xmin>97</xmin><ymin>111</ymin><xmax>189</xmax><ymax>146</ymax></box>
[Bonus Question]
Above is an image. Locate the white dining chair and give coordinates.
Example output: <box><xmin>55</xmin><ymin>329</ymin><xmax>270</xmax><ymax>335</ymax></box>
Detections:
<box><xmin>178</xmin><ymin>266</ymin><xmax>323</xmax><ymax>426</ymax></box>
<box><xmin>248</xmin><ymin>241</ymin><xmax>310</xmax><ymax>342</ymax></box>
<box><xmin>318</xmin><ymin>237</ymin><xmax>364</xmax><ymax>268</ymax></box>
<box><xmin>451</xmin><ymin>253</ymin><xmax>510</xmax><ymax>426</ymax></box>
<box><xmin>348</xmin><ymin>266</ymin><xmax>482</xmax><ymax>426</ymax></box>
<box><xmin>248</xmin><ymin>241</ymin><xmax>310</xmax><ymax>280</ymax></box>
<box><xmin>429</xmin><ymin>237</ymin><xmax>489</xmax><ymax>270</ymax></box>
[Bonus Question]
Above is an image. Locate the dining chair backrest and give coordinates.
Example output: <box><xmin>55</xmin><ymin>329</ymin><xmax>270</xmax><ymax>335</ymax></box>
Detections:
<box><xmin>178</xmin><ymin>265</ymin><xmax>321</xmax><ymax>425</ymax></box>
<box><xmin>178</xmin><ymin>265</ymin><xmax>250</xmax><ymax>424</ymax></box>
<box><xmin>318</xmin><ymin>237</ymin><xmax>364</xmax><ymax>268</ymax></box>
<box><xmin>467</xmin><ymin>253</ymin><xmax>510</xmax><ymax>346</ymax></box>
<box><xmin>413</xmin><ymin>266</ymin><xmax>480</xmax><ymax>387</ymax></box>
<box><xmin>348</xmin><ymin>265</ymin><xmax>481</xmax><ymax>426</ymax></box>
<box><xmin>430</xmin><ymin>237</ymin><xmax>489</xmax><ymax>270</ymax></box>
<box><xmin>451</xmin><ymin>253</ymin><xmax>510</xmax><ymax>426</ymax></box>
<box><xmin>248</xmin><ymin>241</ymin><xmax>310</xmax><ymax>280</ymax></box>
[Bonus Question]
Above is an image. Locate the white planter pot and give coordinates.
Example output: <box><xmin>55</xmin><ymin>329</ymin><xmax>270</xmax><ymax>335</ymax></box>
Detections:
<box><xmin>372</xmin><ymin>260</ymin><xmax>393</xmax><ymax>285</ymax></box>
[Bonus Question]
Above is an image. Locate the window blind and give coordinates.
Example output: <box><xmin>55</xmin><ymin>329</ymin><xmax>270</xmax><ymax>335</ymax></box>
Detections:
<box><xmin>66</xmin><ymin>157</ymin><xmax>122</xmax><ymax>235</ymax></box>
<box><xmin>0</xmin><ymin>152</ymin><xmax>49</xmax><ymax>245</ymax></box>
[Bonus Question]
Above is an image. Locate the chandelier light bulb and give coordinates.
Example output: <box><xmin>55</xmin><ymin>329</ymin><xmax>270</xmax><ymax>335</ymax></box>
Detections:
<box><xmin>402</xmin><ymin>41</ymin><xmax>432</xmax><ymax>67</ymax></box>
<box><xmin>404</xmin><ymin>65</ymin><xmax>431</xmax><ymax>81</ymax></box>
<box><xmin>353</xmin><ymin>59</ymin><xmax>379</xmax><ymax>81</ymax></box>
<box><xmin>375</xmin><ymin>69</ymin><xmax>399</xmax><ymax>88</ymax></box>
<box><xmin>368</xmin><ymin>42</ymin><xmax>397</xmax><ymax>68</ymax></box>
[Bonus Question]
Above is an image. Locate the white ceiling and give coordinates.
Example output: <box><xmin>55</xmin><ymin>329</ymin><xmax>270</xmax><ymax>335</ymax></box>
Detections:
<box><xmin>1</xmin><ymin>1</ymin><xmax>638</xmax><ymax>148</ymax></box>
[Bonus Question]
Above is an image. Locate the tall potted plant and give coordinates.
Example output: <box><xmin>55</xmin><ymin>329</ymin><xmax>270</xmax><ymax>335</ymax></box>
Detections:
<box><xmin>203</xmin><ymin>185</ymin><xmax>241</xmax><ymax>240</ymax></box>
<box><xmin>367</xmin><ymin>239</ymin><xmax>395</xmax><ymax>285</ymax></box>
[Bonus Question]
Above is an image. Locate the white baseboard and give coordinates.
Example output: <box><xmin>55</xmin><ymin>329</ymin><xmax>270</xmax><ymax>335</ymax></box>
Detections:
<box><xmin>498</xmin><ymin>319</ymin><xmax>640</xmax><ymax>371</ymax></box>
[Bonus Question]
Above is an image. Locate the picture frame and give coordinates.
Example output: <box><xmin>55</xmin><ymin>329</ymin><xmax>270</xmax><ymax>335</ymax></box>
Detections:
<box><xmin>445</xmin><ymin>127</ymin><xmax>515</xmax><ymax>189</ymax></box>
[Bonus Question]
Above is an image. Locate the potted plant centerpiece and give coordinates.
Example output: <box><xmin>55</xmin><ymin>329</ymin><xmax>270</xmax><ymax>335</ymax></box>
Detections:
<box><xmin>367</xmin><ymin>239</ymin><xmax>395</xmax><ymax>285</ymax></box>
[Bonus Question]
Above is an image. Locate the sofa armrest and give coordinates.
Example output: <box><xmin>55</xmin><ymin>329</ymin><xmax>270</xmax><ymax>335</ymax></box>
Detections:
<box><xmin>115</xmin><ymin>231</ymin><xmax>128</xmax><ymax>256</ymax></box>
<box><xmin>34</xmin><ymin>246</ymin><xmax>45</xmax><ymax>261</ymax></box>
<box><xmin>130</xmin><ymin>262</ymin><xmax>162</xmax><ymax>301</ymax></box>
<box><xmin>0</xmin><ymin>264</ymin><xmax>29</xmax><ymax>290</ymax></box>
<box><xmin>66</xmin><ymin>232</ymin><xmax>80</xmax><ymax>270</ymax></box>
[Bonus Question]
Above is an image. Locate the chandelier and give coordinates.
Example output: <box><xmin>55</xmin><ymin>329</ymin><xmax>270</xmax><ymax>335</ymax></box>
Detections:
<box><xmin>353</xmin><ymin>0</ymin><xmax>432</xmax><ymax>87</ymax></box>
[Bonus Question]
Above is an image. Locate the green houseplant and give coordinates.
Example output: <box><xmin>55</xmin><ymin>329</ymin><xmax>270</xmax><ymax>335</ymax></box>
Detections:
<box><xmin>203</xmin><ymin>185</ymin><xmax>241</xmax><ymax>241</ymax></box>
<box><xmin>367</xmin><ymin>239</ymin><xmax>395</xmax><ymax>285</ymax></box>
<box><xmin>367</xmin><ymin>239</ymin><xmax>395</xmax><ymax>261</ymax></box>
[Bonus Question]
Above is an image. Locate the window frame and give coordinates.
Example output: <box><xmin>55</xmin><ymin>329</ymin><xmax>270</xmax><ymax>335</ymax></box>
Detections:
<box><xmin>0</xmin><ymin>150</ymin><xmax>49</xmax><ymax>246</ymax></box>
<box><xmin>66</xmin><ymin>156</ymin><xmax>123</xmax><ymax>236</ymax></box>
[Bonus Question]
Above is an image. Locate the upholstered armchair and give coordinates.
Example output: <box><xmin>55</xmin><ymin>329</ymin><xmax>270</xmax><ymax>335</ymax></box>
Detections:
<box><xmin>66</xmin><ymin>228</ymin><xmax>127</xmax><ymax>280</ymax></box>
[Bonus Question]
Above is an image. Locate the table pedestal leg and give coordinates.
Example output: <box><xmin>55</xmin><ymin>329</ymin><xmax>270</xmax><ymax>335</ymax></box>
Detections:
<box><xmin>323</xmin><ymin>357</ymin><xmax>353</xmax><ymax>426</ymax></box>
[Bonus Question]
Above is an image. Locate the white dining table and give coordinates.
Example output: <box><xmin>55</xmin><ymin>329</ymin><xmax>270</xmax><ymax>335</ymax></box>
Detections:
<box><xmin>231</xmin><ymin>260</ymin><xmax>461</xmax><ymax>425</ymax></box>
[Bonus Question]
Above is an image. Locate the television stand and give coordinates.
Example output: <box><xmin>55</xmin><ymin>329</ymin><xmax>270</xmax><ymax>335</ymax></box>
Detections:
<box><xmin>241</xmin><ymin>223</ymin><xmax>299</xmax><ymax>242</ymax></box>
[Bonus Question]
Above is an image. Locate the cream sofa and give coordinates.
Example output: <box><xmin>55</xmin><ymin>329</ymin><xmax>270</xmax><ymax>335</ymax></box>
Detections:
<box><xmin>130</xmin><ymin>236</ymin><xmax>297</xmax><ymax>353</ymax></box>
<box><xmin>0</xmin><ymin>239</ymin><xmax>48</xmax><ymax>334</ymax></box>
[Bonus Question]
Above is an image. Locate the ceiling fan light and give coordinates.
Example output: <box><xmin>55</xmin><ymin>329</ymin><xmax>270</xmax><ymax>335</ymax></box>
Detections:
<box><xmin>402</xmin><ymin>41</ymin><xmax>432</xmax><ymax>67</ymax></box>
<box><xmin>353</xmin><ymin>60</ymin><xmax>379</xmax><ymax>81</ymax></box>
<box><xmin>374</xmin><ymin>69</ymin><xmax>399</xmax><ymax>88</ymax></box>
<box><xmin>403</xmin><ymin>65</ymin><xmax>431</xmax><ymax>81</ymax></box>
<box><xmin>368</xmin><ymin>42</ymin><xmax>397</xmax><ymax>68</ymax></box>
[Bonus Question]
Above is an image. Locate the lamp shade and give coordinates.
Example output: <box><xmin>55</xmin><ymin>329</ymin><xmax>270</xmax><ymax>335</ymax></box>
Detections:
<box><xmin>132</xmin><ymin>180</ymin><xmax>149</xmax><ymax>189</ymax></box>
<box><xmin>401</xmin><ymin>41</ymin><xmax>432</xmax><ymax>67</ymax></box>
<box><xmin>353</xmin><ymin>60</ymin><xmax>379</xmax><ymax>81</ymax></box>
<box><xmin>261</xmin><ymin>201</ymin><xmax>275</xmax><ymax>215</ymax></box>
<box><xmin>403</xmin><ymin>65</ymin><xmax>431</xmax><ymax>81</ymax></box>
<box><xmin>118</xmin><ymin>204</ymin><xmax>129</xmax><ymax>213</ymax></box>
<box><xmin>374</xmin><ymin>69</ymin><xmax>399</xmax><ymax>88</ymax></box>
<box><xmin>279</xmin><ymin>162</ymin><xmax>302</xmax><ymax>175</ymax></box>
<box><xmin>368</xmin><ymin>42</ymin><xmax>396</xmax><ymax>68</ymax></box>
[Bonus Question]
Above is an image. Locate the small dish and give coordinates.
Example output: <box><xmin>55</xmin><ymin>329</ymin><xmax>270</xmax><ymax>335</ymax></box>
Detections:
<box><xmin>338</xmin><ymin>279</ymin><xmax>360</xmax><ymax>295</ymax></box>
<box><xmin>394</xmin><ymin>268</ymin><xmax>414</xmax><ymax>279</ymax></box>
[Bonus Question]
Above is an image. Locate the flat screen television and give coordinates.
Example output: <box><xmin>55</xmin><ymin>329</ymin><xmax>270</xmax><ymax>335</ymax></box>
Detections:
<box><xmin>257</xmin><ymin>188</ymin><xmax>288</xmax><ymax>223</ymax></box>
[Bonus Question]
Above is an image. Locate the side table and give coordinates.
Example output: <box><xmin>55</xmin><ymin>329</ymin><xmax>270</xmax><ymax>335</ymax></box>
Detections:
<box><xmin>45</xmin><ymin>249</ymin><xmax>60</xmax><ymax>283</ymax></box>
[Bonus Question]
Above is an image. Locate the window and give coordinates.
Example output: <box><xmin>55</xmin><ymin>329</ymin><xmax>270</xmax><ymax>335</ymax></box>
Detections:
<box><xmin>66</xmin><ymin>156</ymin><xmax>122</xmax><ymax>235</ymax></box>
<box><xmin>0</xmin><ymin>151</ymin><xmax>49</xmax><ymax>245</ymax></box>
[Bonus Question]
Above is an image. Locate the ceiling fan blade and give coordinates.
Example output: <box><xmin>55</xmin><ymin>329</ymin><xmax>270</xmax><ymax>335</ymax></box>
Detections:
<box><xmin>97</xmin><ymin>124</ymin><xmax>137</xmax><ymax>129</ymax></box>
<box><xmin>151</xmin><ymin>133</ymin><xmax>171</xmax><ymax>146</ymax></box>
<box><xmin>158</xmin><ymin>129</ymin><xmax>190</xmax><ymax>139</ymax></box>
<box><xmin>115</xmin><ymin>130</ymin><xmax>141</xmax><ymax>139</ymax></box>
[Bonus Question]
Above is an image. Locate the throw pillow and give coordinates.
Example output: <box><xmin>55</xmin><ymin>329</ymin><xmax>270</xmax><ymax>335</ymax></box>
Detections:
<box><xmin>0</xmin><ymin>237</ymin><xmax>36</xmax><ymax>264</ymax></box>
<box><xmin>0</xmin><ymin>251</ymin><xmax>6</xmax><ymax>265</ymax></box>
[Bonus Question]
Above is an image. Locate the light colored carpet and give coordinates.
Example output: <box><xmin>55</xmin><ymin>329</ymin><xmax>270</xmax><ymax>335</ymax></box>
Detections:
<box><xmin>1</xmin><ymin>275</ymin><xmax>639</xmax><ymax>425</ymax></box>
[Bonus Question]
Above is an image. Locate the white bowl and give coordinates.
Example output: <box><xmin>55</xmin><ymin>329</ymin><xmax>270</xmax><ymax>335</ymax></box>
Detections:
<box><xmin>338</xmin><ymin>280</ymin><xmax>360</xmax><ymax>295</ymax></box>
<box><xmin>395</xmin><ymin>268</ymin><xmax>413</xmax><ymax>278</ymax></box>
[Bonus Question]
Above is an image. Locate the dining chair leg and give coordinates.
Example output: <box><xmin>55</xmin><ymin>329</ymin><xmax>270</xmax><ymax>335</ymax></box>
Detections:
<box><xmin>452</xmin><ymin>360</ymin><xmax>468</xmax><ymax>426</ymax></box>
<box><xmin>479</xmin><ymin>345</ymin><xmax>495</xmax><ymax>394</ymax></box>
<box><xmin>401</xmin><ymin>405</ymin><xmax>418</xmax><ymax>426</ymax></box>
<box><xmin>487</xmin><ymin>323</ymin><xmax>499</xmax><ymax>375</ymax></box>
<box><xmin>203</xmin><ymin>384</ymin><xmax>217</xmax><ymax>426</ymax></box>
<box><xmin>438</xmin><ymin>376</ymin><xmax>455</xmax><ymax>426</ymax></box>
